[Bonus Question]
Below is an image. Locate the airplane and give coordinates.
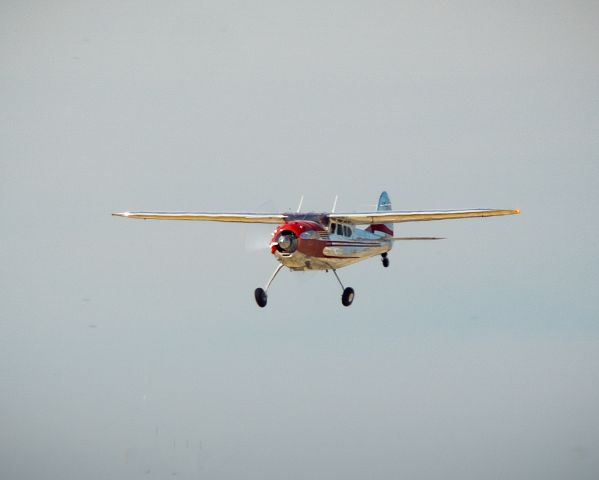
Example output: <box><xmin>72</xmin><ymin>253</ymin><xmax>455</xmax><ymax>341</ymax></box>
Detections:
<box><xmin>113</xmin><ymin>192</ymin><xmax>519</xmax><ymax>307</ymax></box>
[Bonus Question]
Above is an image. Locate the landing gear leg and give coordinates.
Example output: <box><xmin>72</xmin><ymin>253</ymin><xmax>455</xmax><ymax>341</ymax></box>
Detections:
<box><xmin>254</xmin><ymin>264</ymin><xmax>284</xmax><ymax>308</ymax></box>
<box><xmin>332</xmin><ymin>269</ymin><xmax>355</xmax><ymax>307</ymax></box>
<box><xmin>381</xmin><ymin>252</ymin><xmax>390</xmax><ymax>268</ymax></box>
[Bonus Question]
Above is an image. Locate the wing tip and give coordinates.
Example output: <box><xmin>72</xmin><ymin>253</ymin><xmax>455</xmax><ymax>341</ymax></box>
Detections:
<box><xmin>112</xmin><ymin>212</ymin><xmax>130</xmax><ymax>217</ymax></box>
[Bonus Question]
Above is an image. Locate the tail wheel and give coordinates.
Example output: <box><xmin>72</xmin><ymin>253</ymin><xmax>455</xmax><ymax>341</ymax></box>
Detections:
<box><xmin>342</xmin><ymin>287</ymin><xmax>355</xmax><ymax>307</ymax></box>
<box><xmin>381</xmin><ymin>252</ymin><xmax>389</xmax><ymax>268</ymax></box>
<box><xmin>254</xmin><ymin>288</ymin><xmax>267</xmax><ymax>308</ymax></box>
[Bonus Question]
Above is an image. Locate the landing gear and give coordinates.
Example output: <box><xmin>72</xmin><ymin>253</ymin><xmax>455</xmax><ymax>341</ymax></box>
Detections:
<box><xmin>381</xmin><ymin>252</ymin><xmax>390</xmax><ymax>268</ymax></box>
<box><xmin>254</xmin><ymin>264</ymin><xmax>284</xmax><ymax>308</ymax></box>
<box><xmin>255</xmin><ymin>264</ymin><xmax>356</xmax><ymax>308</ymax></box>
<box><xmin>254</xmin><ymin>288</ymin><xmax>267</xmax><ymax>307</ymax></box>
<box><xmin>342</xmin><ymin>287</ymin><xmax>355</xmax><ymax>306</ymax></box>
<box><xmin>332</xmin><ymin>269</ymin><xmax>355</xmax><ymax>307</ymax></box>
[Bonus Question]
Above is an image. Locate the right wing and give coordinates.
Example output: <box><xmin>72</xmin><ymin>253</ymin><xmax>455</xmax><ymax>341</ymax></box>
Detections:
<box><xmin>329</xmin><ymin>208</ymin><xmax>520</xmax><ymax>224</ymax></box>
<box><xmin>112</xmin><ymin>211</ymin><xmax>287</xmax><ymax>224</ymax></box>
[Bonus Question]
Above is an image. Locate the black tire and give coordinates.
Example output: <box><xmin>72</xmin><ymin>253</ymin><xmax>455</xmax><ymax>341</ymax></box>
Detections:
<box><xmin>254</xmin><ymin>288</ymin><xmax>267</xmax><ymax>308</ymax></box>
<box><xmin>342</xmin><ymin>287</ymin><xmax>355</xmax><ymax>307</ymax></box>
<box><xmin>382</xmin><ymin>257</ymin><xmax>390</xmax><ymax>268</ymax></box>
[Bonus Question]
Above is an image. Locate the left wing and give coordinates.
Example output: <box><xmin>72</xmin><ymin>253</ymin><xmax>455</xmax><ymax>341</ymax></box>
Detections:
<box><xmin>328</xmin><ymin>208</ymin><xmax>520</xmax><ymax>224</ymax></box>
<box><xmin>112</xmin><ymin>212</ymin><xmax>286</xmax><ymax>224</ymax></box>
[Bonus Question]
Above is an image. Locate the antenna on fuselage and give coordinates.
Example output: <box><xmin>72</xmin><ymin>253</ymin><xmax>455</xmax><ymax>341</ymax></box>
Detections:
<box><xmin>331</xmin><ymin>195</ymin><xmax>338</xmax><ymax>213</ymax></box>
<box><xmin>296</xmin><ymin>195</ymin><xmax>304</xmax><ymax>213</ymax></box>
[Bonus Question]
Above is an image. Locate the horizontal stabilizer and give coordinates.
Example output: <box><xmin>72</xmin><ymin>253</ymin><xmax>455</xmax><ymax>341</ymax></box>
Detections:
<box><xmin>391</xmin><ymin>236</ymin><xmax>445</xmax><ymax>241</ymax></box>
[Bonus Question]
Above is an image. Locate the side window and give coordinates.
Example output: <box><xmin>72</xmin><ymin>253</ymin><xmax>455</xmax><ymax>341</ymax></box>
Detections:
<box><xmin>329</xmin><ymin>223</ymin><xmax>336</xmax><ymax>234</ymax></box>
<box><xmin>347</xmin><ymin>227</ymin><xmax>352</xmax><ymax>237</ymax></box>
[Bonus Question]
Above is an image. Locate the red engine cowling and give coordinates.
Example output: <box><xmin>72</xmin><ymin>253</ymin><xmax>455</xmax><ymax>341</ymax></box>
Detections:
<box><xmin>270</xmin><ymin>221</ymin><xmax>323</xmax><ymax>254</ymax></box>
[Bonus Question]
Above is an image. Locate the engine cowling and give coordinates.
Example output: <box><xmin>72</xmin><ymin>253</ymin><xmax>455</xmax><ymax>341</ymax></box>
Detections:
<box><xmin>270</xmin><ymin>221</ymin><xmax>323</xmax><ymax>255</ymax></box>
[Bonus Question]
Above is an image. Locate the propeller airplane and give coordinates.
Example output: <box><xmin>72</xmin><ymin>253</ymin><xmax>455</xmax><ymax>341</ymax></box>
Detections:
<box><xmin>113</xmin><ymin>192</ymin><xmax>519</xmax><ymax>307</ymax></box>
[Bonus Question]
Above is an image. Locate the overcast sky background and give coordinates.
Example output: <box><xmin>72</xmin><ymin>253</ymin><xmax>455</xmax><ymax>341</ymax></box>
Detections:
<box><xmin>1</xmin><ymin>1</ymin><xmax>598</xmax><ymax>479</ymax></box>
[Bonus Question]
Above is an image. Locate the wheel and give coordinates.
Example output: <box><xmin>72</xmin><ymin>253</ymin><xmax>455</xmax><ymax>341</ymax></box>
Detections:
<box><xmin>254</xmin><ymin>288</ymin><xmax>267</xmax><ymax>308</ymax></box>
<box><xmin>342</xmin><ymin>287</ymin><xmax>355</xmax><ymax>307</ymax></box>
<box><xmin>382</xmin><ymin>257</ymin><xmax>390</xmax><ymax>268</ymax></box>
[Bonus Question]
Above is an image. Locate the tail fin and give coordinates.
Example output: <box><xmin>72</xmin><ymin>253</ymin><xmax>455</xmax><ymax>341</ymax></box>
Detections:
<box><xmin>366</xmin><ymin>191</ymin><xmax>394</xmax><ymax>236</ymax></box>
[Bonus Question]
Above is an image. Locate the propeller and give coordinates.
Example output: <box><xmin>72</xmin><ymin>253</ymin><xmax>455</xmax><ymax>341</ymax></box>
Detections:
<box><xmin>244</xmin><ymin>199</ymin><xmax>277</xmax><ymax>254</ymax></box>
<box><xmin>273</xmin><ymin>231</ymin><xmax>297</xmax><ymax>253</ymax></box>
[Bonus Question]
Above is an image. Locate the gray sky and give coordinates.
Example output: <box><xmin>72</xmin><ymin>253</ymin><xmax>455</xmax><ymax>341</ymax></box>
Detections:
<box><xmin>1</xmin><ymin>1</ymin><xmax>598</xmax><ymax>479</ymax></box>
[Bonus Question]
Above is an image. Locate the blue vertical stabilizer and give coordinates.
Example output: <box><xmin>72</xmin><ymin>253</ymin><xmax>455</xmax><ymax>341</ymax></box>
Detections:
<box><xmin>366</xmin><ymin>191</ymin><xmax>394</xmax><ymax>236</ymax></box>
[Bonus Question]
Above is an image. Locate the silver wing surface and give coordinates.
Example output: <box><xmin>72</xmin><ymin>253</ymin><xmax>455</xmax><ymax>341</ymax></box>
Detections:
<box><xmin>328</xmin><ymin>208</ymin><xmax>520</xmax><ymax>224</ymax></box>
<box><xmin>112</xmin><ymin>212</ymin><xmax>286</xmax><ymax>224</ymax></box>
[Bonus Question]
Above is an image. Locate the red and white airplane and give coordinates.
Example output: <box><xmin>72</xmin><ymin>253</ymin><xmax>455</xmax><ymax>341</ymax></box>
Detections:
<box><xmin>113</xmin><ymin>192</ymin><xmax>519</xmax><ymax>307</ymax></box>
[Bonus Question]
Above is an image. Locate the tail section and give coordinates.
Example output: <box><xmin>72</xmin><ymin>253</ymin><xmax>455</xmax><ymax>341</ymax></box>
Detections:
<box><xmin>366</xmin><ymin>191</ymin><xmax>394</xmax><ymax>236</ymax></box>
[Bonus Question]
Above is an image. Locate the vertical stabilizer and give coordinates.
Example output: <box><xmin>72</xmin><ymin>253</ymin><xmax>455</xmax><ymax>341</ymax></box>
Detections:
<box><xmin>366</xmin><ymin>191</ymin><xmax>394</xmax><ymax>236</ymax></box>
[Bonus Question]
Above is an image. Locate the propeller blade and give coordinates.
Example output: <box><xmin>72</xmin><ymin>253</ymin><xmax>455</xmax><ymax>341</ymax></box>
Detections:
<box><xmin>244</xmin><ymin>200</ymin><xmax>278</xmax><ymax>253</ymax></box>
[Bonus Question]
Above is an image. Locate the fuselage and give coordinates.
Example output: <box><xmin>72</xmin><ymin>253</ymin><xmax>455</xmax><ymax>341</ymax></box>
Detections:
<box><xmin>270</xmin><ymin>220</ymin><xmax>392</xmax><ymax>271</ymax></box>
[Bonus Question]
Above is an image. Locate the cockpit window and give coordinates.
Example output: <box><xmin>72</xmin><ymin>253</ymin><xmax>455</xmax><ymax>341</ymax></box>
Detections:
<box><xmin>300</xmin><ymin>231</ymin><xmax>318</xmax><ymax>240</ymax></box>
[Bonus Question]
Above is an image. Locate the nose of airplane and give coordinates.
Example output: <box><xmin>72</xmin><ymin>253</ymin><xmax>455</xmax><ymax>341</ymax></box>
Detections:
<box><xmin>274</xmin><ymin>232</ymin><xmax>297</xmax><ymax>253</ymax></box>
